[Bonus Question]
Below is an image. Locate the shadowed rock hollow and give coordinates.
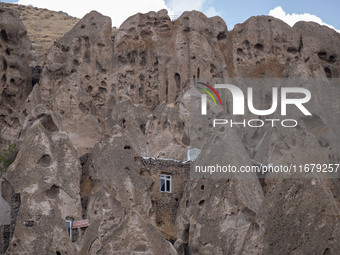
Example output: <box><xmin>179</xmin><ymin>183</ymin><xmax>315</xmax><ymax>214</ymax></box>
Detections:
<box><xmin>0</xmin><ymin>5</ymin><xmax>340</xmax><ymax>255</ymax></box>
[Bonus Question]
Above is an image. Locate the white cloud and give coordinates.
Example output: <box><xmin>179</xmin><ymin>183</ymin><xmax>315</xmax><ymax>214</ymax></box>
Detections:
<box><xmin>149</xmin><ymin>0</ymin><xmax>220</xmax><ymax>18</ymax></box>
<box><xmin>205</xmin><ymin>6</ymin><xmax>221</xmax><ymax>17</ymax></box>
<box><xmin>17</xmin><ymin>0</ymin><xmax>172</xmax><ymax>27</ymax></box>
<box><xmin>269</xmin><ymin>6</ymin><xmax>340</xmax><ymax>33</ymax></box>
<box><xmin>166</xmin><ymin>0</ymin><xmax>205</xmax><ymax>15</ymax></box>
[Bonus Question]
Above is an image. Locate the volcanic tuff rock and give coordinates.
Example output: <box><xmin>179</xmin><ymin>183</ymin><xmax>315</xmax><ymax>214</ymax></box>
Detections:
<box><xmin>3</xmin><ymin>104</ymin><xmax>82</xmax><ymax>254</ymax></box>
<box><xmin>176</xmin><ymin>177</ymin><xmax>264</xmax><ymax>254</ymax></box>
<box><xmin>0</xmin><ymin>4</ymin><xmax>340</xmax><ymax>255</ymax></box>
<box><xmin>78</xmin><ymin>127</ymin><xmax>176</xmax><ymax>254</ymax></box>
<box><xmin>0</xmin><ymin>8</ymin><xmax>32</xmax><ymax>151</ymax></box>
<box><xmin>257</xmin><ymin>178</ymin><xmax>340</xmax><ymax>254</ymax></box>
<box><xmin>39</xmin><ymin>11</ymin><xmax>114</xmax><ymax>156</ymax></box>
<box><xmin>35</xmin><ymin>9</ymin><xmax>232</xmax><ymax>159</ymax></box>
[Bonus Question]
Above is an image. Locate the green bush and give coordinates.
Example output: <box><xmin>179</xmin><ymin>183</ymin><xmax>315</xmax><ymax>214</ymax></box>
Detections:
<box><xmin>0</xmin><ymin>144</ymin><xmax>18</xmax><ymax>178</ymax></box>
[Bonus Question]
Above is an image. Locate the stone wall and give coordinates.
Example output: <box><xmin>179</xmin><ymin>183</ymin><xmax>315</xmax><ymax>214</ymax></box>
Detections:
<box><xmin>140</xmin><ymin>157</ymin><xmax>190</xmax><ymax>241</ymax></box>
<box><xmin>0</xmin><ymin>225</ymin><xmax>10</xmax><ymax>254</ymax></box>
<box><xmin>0</xmin><ymin>189</ymin><xmax>20</xmax><ymax>254</ymax></box>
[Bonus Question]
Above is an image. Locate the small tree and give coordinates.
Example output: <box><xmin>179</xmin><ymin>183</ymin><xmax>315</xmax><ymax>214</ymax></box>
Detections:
<box><xmin>0</xmin><ymin>144</ymin><xmax>18</xmax><ymax>178</ymax></box>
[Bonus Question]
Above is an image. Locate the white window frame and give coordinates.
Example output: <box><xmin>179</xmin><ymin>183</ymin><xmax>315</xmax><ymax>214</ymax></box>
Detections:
<box><xmin>66</xmin><ymin>220</ymin><xmax>72</xmax><ymax>240</ymax></box>
<box><xmin>160</xmin><ymin>174</ymin><xmax>171</xmax><ymax>193</ymax></box>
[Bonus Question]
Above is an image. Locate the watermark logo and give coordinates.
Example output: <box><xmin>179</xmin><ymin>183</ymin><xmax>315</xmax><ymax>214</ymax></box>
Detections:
<box><xmin>197</xmin><ymin>82</ymin><xmax>223</xmax><ymax>115</ymax></box>
<box><xmin>197</xmin><ymin>80</ymin><xmax>312</xmax><ymax>128</ymax></box>
<box><xmin>191</xmin><ymin>78</ymin><xmax>339</xmax><ymax>179</ymax></box>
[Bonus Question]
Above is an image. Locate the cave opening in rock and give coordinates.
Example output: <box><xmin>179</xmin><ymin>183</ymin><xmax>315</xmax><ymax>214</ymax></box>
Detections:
<box><xmin>174</xmin><ymin>73</ymin><xmax>181</xmax><ymax>90</ymax></box>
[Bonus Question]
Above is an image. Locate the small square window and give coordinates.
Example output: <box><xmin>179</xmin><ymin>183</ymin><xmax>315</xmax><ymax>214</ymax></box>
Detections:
<box><xmin>160</xmin><ymin>174</ymin><xmax>171</xmax><ymax>193</ymax></box>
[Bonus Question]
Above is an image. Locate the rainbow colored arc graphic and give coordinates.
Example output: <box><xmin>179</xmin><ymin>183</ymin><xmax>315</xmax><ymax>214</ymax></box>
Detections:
<box><xmin>197</xmin><ymin>82</ymin><xmax>223</xmax><ymax>106</ymax></box>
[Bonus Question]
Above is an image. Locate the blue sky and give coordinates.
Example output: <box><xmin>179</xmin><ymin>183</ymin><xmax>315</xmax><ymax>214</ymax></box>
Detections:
<box><xmin>1</xmin><ymin>0</ymin><xmax>339</xmax><ymax>32</ymax></box>
<box><xmin>210</xmin><ymin>0</ymin><xmax>340</xmax><ymax>30</ymax></box>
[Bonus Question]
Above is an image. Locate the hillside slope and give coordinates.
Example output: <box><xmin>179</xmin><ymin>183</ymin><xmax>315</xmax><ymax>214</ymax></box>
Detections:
<box><xmin>0</xmin><ymin>2</ymin><xmax>79</xmax><ymax>65</ymax></box>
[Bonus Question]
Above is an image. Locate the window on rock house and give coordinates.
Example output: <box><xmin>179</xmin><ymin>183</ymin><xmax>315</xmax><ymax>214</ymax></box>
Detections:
<box><xmin>160</xmin><ymin>174</ymin><xmax>171</xmax><ymax>193</ymax></box>
<box><xmin>65</xmin><ymin>220</ymin><xmax>72</xmax><ymax>240</ymax></box>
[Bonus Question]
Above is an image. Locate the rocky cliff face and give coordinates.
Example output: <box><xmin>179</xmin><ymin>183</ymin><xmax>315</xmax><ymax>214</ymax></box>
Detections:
<box><xmin>0</xmin><ymin>4</ymin><xmax>340</xmax><ymax>255</ymax></box>
<box><xmin>0</xmin><ymin>8</ymin><xmax>31</xmax><ymax>151</ymax></box>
